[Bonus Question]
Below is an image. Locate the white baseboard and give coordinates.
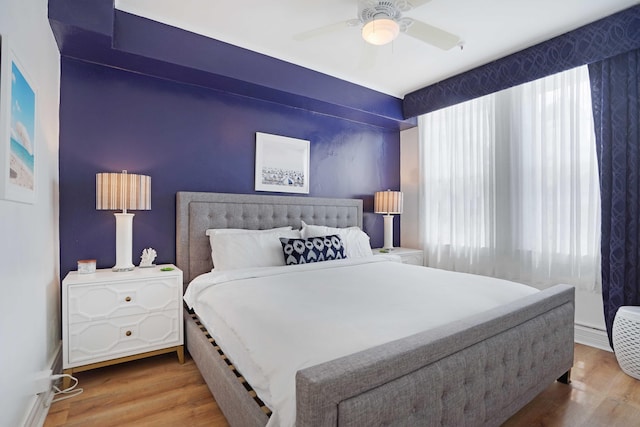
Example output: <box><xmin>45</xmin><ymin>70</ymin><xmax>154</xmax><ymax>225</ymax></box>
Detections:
<box><xmin>575</xmin><ymin>323</ymin><xmax>612</xmax><ymax>352</ymax></box>
<box><xmin>22</xmin><ymin>341</ymin><xmax>62</xmax><ymax>427</ymax></box>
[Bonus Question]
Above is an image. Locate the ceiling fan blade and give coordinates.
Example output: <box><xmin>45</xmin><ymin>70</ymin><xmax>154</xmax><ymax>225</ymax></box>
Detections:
<box><xmin>405</xmin><ymin>0</ymin><xmax>433</xmax><ymax>10</ymax></box>
<box><xmin>293</xmin><ymin>19</ymin><xmax>359</xmax><ymax>41</ymax></box>
<box><xmin>403</xmin><ymin>19</ymin><xmax>461</xmax><ymax>50</ymax></box>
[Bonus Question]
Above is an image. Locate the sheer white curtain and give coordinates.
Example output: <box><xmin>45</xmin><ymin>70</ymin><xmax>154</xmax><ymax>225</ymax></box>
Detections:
<box><xmin>418</xmin><ymin>66</ymin><xmax>601</xmax><ymax>292</ymax></box>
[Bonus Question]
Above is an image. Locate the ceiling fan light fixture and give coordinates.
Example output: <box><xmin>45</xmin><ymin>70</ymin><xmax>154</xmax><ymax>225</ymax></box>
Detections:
<box><xmin>362</xmin><ymin>17</ymin><xmax>399</xmax><ymax>46</ymax></box>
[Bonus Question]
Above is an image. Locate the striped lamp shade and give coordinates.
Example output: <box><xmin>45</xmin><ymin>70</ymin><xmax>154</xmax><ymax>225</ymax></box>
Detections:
<box><xmin>96</xmin><ymin>171</ymin><xmax>151</xmax><ymax>211</ymax></box>
<box><xmin>374</xmin><ymin>190</ymin><xmax>403</xmax><ymax>215</ymax></box>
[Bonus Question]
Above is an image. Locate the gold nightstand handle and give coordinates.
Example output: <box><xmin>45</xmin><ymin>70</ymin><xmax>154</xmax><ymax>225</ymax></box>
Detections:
<box><xmin>125</xmin><ymin>330</ymin><xmax>132</xmax><ymax>337</ymax></box>
<box><xmin>125</xmin><ymin>296</ymin><xmax>131</xmax><ymax>302</ymax></box>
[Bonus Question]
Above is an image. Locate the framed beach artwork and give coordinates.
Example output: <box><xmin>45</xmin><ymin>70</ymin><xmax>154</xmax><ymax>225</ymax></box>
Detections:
<box><xmin>255</xmin><ymin>132</ymin><xmax>310</xmax><ymax>194</ymax></box>
<box><xmin>0</xmin><ymin>35</ymin><xmax>37</xmax><ymax>204</ymax></box>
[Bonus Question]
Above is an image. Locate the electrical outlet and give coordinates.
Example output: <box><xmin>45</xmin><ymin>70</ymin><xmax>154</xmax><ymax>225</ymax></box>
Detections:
<box><xmin>33</xmin><ymin>369</ymin><xmax>53</xmax><ymax>394</ymax></box>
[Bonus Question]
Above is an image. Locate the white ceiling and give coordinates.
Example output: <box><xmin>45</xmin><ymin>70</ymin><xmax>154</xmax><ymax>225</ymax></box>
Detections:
<box><xmin>115</xmin><ymin>0</ymin><xmax>638</xmax><ymax>98</ymax></box>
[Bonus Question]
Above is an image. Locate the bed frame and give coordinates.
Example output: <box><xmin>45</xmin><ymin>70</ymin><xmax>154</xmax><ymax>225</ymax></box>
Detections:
<box><xmin>176</xmin><ymin>191</ymin><xmax>575</xmax><ymax>426</ymax></box>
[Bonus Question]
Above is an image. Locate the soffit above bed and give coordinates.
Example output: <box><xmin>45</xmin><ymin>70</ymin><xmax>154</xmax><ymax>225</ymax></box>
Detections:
<box><xmin>47</xmin><ymin>0</ymin><xmax>415</xmax><ymax>131</ymax></box>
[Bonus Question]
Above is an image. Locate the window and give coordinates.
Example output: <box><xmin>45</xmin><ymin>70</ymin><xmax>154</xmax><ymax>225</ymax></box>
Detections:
<box><xmin>419</xmin><ymin>66</ymin><xmax>601</xmax><ymax>291</ymax></box>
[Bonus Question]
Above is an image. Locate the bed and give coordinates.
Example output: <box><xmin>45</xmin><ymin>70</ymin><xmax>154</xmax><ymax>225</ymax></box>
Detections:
<box><xmin>176</xmin><ymin>191</ymin><xmax>575</xmax><ymax>427</ymax></box>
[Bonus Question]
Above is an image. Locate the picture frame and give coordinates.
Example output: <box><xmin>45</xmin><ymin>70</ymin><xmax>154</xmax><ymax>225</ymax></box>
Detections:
<box><xmin>255</xmin><ymin>132</ymin><xmax>310</xmax><ymax>194</ymax></box>
<box><xmin>0</xmin><ymin>35</ymin><xmax>37</xmax><ymax>204</ymax></box>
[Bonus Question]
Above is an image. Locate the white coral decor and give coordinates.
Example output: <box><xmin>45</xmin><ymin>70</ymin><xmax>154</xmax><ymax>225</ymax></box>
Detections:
<box><xmin>140</xmin><ymin>248</ymin><xmax>157</xmax><ymax>267</ymax></box>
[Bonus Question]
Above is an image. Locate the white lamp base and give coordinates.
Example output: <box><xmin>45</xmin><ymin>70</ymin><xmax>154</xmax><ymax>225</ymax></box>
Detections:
<box><xmin>382</xmin><ymin>214</ymin><xmax>395</xmax><ymax>250</ymax></box>
<box><xmin>113</xmin><ymin>212</ymin><xmax>135</xmax><ymax>272</ymax></box>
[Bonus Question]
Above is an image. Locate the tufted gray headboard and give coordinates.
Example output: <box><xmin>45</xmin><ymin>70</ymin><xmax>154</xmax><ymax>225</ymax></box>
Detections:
<box><xmin>176</xmin><ymin>192</ymin><xmax>363</xmax><ymax>284</ymax></box>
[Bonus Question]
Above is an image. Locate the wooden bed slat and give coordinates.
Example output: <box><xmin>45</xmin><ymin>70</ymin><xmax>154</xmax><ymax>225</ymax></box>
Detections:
<box><xmin>189</xmin><ymin>311</ymin><xmax>273</xmax><ymax>417</ymax></box>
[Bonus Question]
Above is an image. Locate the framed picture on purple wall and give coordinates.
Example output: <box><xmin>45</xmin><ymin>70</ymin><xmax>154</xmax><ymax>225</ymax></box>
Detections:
<box><xmin>255</xmin><ymin>132</ymin><xmax>310</xmax><ymax>194</ymax></box>
<box><xmin>0</xmin><ymin>35</ymin><xmax>37</xmax><ymax>204</ymax></box>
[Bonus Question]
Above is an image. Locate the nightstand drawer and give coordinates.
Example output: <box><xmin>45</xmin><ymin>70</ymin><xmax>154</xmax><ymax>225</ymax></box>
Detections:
<box><xmin>67</xmin><ymin>310</ymin><xmax>181</xmax><ymax>365</ymax></box>
<box><xmin>68</xmin><ymin>278</ymin><xmax>179</xmax><ymax>324</ymax></box>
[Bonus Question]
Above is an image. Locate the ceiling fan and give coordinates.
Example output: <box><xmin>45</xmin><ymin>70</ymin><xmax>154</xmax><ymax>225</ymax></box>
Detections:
<box><xmin>294</xmin><ymin>0</ymin><xmax>463</xmax><ymax>50</ymax></box>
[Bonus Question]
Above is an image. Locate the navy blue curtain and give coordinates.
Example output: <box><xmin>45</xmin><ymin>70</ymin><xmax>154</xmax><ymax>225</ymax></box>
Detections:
<box><xmin>589</xmin><ymin>49</ymin><xmax>640</xmax><ymax>348</ymax></box>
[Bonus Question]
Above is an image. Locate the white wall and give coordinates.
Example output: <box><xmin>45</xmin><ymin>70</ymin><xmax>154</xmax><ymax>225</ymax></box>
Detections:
<box><xmin>400</xmin><ymin>127</ymin><xmax>608</xmax><ymax>348</ymax></box>
<box><xmin>400</xmin><ymin>127</ymin><xmax>419</xmax><ymax>251</ymax></box>
<box><xmin>0</xmin><ymin>0</ymin><xmax>61</xmax><ymax>425</ymax></box>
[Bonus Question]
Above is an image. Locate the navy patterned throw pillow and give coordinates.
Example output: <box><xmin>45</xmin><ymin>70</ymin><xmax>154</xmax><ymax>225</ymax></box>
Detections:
<box><xmin>279</xmin><ymin>235</ymin><xmax>346</xmax><ymax>265</ymax></box>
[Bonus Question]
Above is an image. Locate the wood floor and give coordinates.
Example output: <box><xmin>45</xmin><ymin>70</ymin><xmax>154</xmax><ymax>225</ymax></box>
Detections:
<box><xmin>45</xmin><ymin>343</ymin><xmax>640</xmax><ymax>427</ymax></box>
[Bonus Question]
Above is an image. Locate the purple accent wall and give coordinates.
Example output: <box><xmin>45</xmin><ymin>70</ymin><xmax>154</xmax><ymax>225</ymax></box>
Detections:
<box><xmin>59</xmin><ymin>58</ymin><xmax>400</xmax><ymax>277</ymax></box>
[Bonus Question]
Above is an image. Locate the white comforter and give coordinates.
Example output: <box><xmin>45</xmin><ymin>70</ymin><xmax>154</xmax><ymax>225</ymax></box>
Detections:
<box><xmin>184</xmin><ymin>257</ymin><xmax>537</xmax><ymax>427</ymax></box>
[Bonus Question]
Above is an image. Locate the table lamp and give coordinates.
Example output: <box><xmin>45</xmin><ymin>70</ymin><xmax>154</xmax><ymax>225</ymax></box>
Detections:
<box><xmin>374</xmin><ymin>190</ymin><xmax>403</xmax><ymax>250</ymax></box>
<box><xmin>96</xmin><ymin>170</ymin><xmax>151</xmax><ymax>271</ymax></box>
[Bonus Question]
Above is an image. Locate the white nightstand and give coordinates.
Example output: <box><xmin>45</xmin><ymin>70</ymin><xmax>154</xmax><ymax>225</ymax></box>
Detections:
<box><xmin>372</xmin><ymin>247</ymin><xmax>424</xmax><ymax>266</ymax></box>
<box><xmin>62</xmin><ymin>264</ymin><xmax>184</xmax><ymax>387</ymax></box>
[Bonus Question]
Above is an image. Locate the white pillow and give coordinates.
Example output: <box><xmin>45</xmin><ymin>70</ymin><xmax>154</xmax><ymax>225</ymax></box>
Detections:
<box><xmin>208</xmin><ymin>227</ymin><xmax>301</xmax><ymax>271</ymax></box>
<box><xmin>300</xmin><ymin>220</ymin><xmax>372</xmax><ymax>258</ymax></box>
<box><xmin>206</xmin><ymin>227</ymin><xmax>293</xmax><ymax>269</ymax></box>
